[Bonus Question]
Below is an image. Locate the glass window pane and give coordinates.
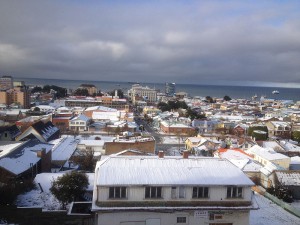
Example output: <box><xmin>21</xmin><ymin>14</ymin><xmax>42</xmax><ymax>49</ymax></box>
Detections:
<box><xmin>109</xmin><ymin>187</ymin><xmax>114</xmax><ymax>198</ymax></box>
<box><xmin>145</xmin><ymin>187</ymin><xmax>150</xmax><ymax>198</ymax></box>
<box><xmin>115</xmin><ymin>187</ymin><xmax>120</xmax><ymax>198</ymax></box>
<box><xmin>204</xmin><ymin>187</ymin><xmax>209</xmax><ymax>198</ymax></box>
<box><xmin>121</xmin><ymin>187</ymin><xmax>126</xmax><ymax>198</ymax></box>
<box><xmin>238</xmin><ymin>187</ymin><xmax>243</xmax><ymax>197</ymax></box>
<box><xmin>157</xmin><ymin>187</ymin><xmax>162</xmax><ymax>198</ymax></box>
<box><xmin>227</xmin><ymin>187</ymin><xmax>231</xmax><ymax>198</ymax></box>
<box><xmin>192</xmin><ymin>187</ymin><xmax>198</xmax><ymax>198</ymax></box>
<box><xmin>232</xmin><ymin>187</ymin><xmax>237</xmax><ymax>197</ymax></box>
<box><xmin>179</xmin><ymin>187</ymin><xmax>185</xmax><ymax>198</ymax></box>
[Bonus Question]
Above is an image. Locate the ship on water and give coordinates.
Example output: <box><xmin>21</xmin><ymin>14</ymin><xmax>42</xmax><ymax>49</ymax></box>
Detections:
<box><xmin>272</xmin><ymin>90</ymin><xmax>279</xmax><ymax>94</ymax></box>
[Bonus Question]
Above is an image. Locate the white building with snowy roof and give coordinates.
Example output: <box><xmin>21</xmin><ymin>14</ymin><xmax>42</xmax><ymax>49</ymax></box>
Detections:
<box><xmin>69</xmin><ymin>114</ymin><xmax>91</xmax><ymax>132</ymax></box>
<box><xmin>92</xmin><ymin>154</ymin><xmax>256</xmax><ymax>225</ymax></box>
<box><xmin>246</xmin><ymin>145</ymin><xmax>290</xmax><ymax>170</ymax></box>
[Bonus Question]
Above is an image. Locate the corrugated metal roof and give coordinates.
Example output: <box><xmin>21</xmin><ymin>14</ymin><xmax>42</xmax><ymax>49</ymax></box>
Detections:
<box><xmin>96</xmin><ymin>156</ymin><xmax>254</xmax><ymax>186</ymax></box>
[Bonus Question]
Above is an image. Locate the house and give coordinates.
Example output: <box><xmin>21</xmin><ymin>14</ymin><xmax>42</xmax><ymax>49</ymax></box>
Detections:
<box><xmin>0</xmin><ymin>124</ymin><xmax>21</xmax><ymax>141</ymax></box>
<box><xmin>15</xmin><ymin>114</ymin><xmax>52</xmax><ymax>132</ymax></box>
<box><xmin>83</xmin><ymin>106</ymin><xmax>120</xmax><ymax>121</ymax></box>
<box><xmin>214</xmin><ymin>148</ymin><xmax>262</xmax><ymax>184</ymax></box>
<box><xmin>256</xmin><ymin>140</ymin><xmax>285</xmax><ymax>153</ymax></box>
<box><xmin>233</xmin><ymin>124</ymin><xmax>248</xmax><ymax>137</ymax></box>
<box><xmin>191</xmin><ymin>120</ymin><xmax>218</xmax><ymax>133</ymax></box>
<box><xmin>0</xmin><ymin>139</ymin><xmax>53</xmax><ymax>182</ymax></box>
<box><xmin>266</xmin><ymin>121</ymin><xmax>291</xmax><ymax>139</ymax></box>
<box><xmin>104</xmin><ymin>135</ymin><xmax>156</xmax><ymax>155</ymax></box>
<box><xmin>92</xmin><ymin>154</ymin><xmax>256</xmax><ymax>225</ymax></box>
<box><xmin>76</xmin><ymin>137</ymin><xmax>114</xmax><ymax>156</ymax></box>
<box><xmin>16</xmin><ymin>120</ymin><xmax>60</xmax><ymax>142</ymax></box>
<box><xmin>185</xmin><ymin>137</ymin><xmax>202</xmax><ymax>151</ymax></box>
<box><xmin>272</xmin><ymin>171</ymin><xmax>300</xmax><ymax>199</ymax></box>
<box><xmin>192</xmin><ymin>137</ymin><xmax>221</xmax><ymax>156</ymax></box>
<box><xmin>69</xmin><ymin>114</ymin><xmax>91</xmax><ymax>132</ymax></box>
<box><xmin>246</xmin><ymin>145</ymin><xmax>290</xmax><ymax>170</ymax></box>
<box><xmin>49</xmin><ymin>136</ymin><xmax>79</xmax><ymax>171</ymax></box>
<box><xmin>160</xmin><ymin>120</ymin><xmax>195</xmax><ymax>135</ymax></box>
<box><xmin>52</xmin><ymin>115</ymin><xmax>73</xmax><ymax>132</ymax></box>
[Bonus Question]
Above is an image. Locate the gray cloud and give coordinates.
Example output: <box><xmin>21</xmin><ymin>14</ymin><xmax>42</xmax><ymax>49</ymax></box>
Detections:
<box><xmin>0</xmin><ymin>0</ymin><xmax>300</xmax><ymax>85</ymax></box>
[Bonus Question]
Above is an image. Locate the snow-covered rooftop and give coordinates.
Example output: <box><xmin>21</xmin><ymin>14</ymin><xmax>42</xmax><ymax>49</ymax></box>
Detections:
<box><xmin>275</xmin><ymin>171</ymin><xmax>300</xmax><ymax>186</ymax></box>
<box><xmin>50</xmin><ymin>136</ymin><xmax>79</xmax><ymax>161</ymax></box>
<box><xmin>0</xmin><ymin>142</ymin><xmax>23</xmax><ymax>158</ymax></box>
<box><xmin>95</xmin><ymin>156</ymin><xmax>254</xmax><ymax>186</ymax></box>
<box><xmin>0</xmin><ymin>141</ymin><xmax>53</xmax><ymax>175</ymax></box>
<box><xmin>247</xmin><ymin>145</ymin><xmax>289</xmax><ymax>161</ymax></box>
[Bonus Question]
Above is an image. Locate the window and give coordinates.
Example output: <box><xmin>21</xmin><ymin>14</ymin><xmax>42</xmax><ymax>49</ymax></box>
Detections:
<box><xmin>145</xmin><ymin>186</ymin><xmax>162</xmax><ymax>198</ymax></box>
<box><xmin>179</xmin><ymin>186</ymin><xmax>185</xmax><ymax>198</ymax></box>
<box><xmin>192</xmin><ymin>187</ymin><xmax>209</xmax><ymax>198</ymax></box>
<box><xmin>109</xmin><ymin>187</ymin><xmax>127</xmax><ymax>199</ymax></box>
<box><xmin>226</xmin><ymin>186</ymin><xmax>243</xmax><ymax>198</ymax></box>
<box><xmin>177</xmin><ymin>217</ymin><xmax>186</xmax><ymax>223</ymax></box>
<box><xmin>171</xmin><ymin>187</ymin><xmax>177</xmax><ymax>199</ymax></box>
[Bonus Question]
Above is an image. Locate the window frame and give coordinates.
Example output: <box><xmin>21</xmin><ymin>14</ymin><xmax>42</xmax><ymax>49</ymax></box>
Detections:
<box><xmin>145</xmin><ymin>186</ymin><xmax>162</xmax><ymax>199</ymax></box>
<box><xmin>226</xmin><ymin>186</ymin><xmax>243</xmax><ymax>198</ymax></box>
<box><xmin>177</xmin><ymin>216</ymin><xmax>187</xmax><ymax>224</ymax></box>
<box><xmin>108</xmin><ymin>186</ymin><xmax>127</xmax><ymax>199</ymax></box>
<box><xmin>192</xmin><ymin>186</ymin><xmax>209</xmax><ymax>198</ymax></box>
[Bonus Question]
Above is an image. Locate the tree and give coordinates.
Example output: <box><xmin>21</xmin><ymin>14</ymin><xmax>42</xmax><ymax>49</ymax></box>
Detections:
<box><xmin>71</xmin><ymin>150</ymin><xmax>97</xmax><ymax>172</ymax></box>
<box><xmin>205</xmin><ymin>96</ymin><xmax>215</xmax><ymax>103</ymax></box>
<box><xmin>186</xmin><ymin>107</ymin><xmax>206</xmax><ymax>120</ymax></box>
<box><xmin>292</xmin><ymin>131</ymin><xmax>300</xmax><ymax>143</ymax></box>
<box><xmin>157</xmin><ymin>102</ymin><xmax>171</xmax><ymax>112</ymax></box>
<box><xmin>108</xmin><ymin>89</ymin><xmax>124</xmax><ymax>98</ymax></box>
<box><xmin>50</xmin><ymin>171</ymin><xmax>89</xmax><ymax>209</ymax></box>
<box><xmin>31</xmin><ymin>86</ymin><xmax>43</xmax><ymax>93</ymax></box>
<box><xmin>223</xmin><ymin>95</ymin><xmax>232</xmax><ymax>101</ymax></box>
<box><xmin>73</xmin><ymin>88</ymin><xmax>89</xmax><ymax>96</ymax></box>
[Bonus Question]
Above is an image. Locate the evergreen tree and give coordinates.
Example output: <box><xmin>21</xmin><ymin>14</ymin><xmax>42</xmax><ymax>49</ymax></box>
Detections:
<box><xmin>50</xmin><ymin>171</ymin><xmax>89</xmax><ymax>209</ymax></box>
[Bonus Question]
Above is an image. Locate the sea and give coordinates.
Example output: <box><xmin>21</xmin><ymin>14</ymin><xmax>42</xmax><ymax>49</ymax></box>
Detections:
<box><xmin>16</xmin><ymin>77</ymin><xmax>300</xmax><ymax>102</ymax></box>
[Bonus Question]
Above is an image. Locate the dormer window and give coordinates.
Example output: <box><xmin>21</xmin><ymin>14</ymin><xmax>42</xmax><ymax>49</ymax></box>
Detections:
<box><xmin>109</xmin><ymin>187</ymin><xmax>127</xmax><ymax>199</ymax></box>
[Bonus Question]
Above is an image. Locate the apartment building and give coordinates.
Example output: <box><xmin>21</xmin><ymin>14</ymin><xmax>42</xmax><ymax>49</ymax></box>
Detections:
<box><xmin>0</xmin><ymin>75</ymin><xmax>13</xmax><ymax>90</ymax></box>
<box><xmin>92</xmin><ymin>154</ymin><xmax>256</xmax><ymax>225</ymax></box>
<box><xmin>128</xmin><ymin>84</ymin><xmax>158</xmax><ymax>104</ymax></box>
<box><xmin>0</xmin><ymin>87</ymin><xmax>30</xmax><ymax>109</ymax></box>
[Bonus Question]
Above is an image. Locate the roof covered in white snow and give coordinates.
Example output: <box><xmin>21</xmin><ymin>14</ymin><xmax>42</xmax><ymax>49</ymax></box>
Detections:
<box><xmin>95</xmin><ymin>156</ymin><xmax>254</xmax><ymax>186</ymax></box>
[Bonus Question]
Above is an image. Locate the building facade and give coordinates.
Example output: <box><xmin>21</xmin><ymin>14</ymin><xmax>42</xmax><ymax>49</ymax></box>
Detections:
<box><xmin>0</xmin><ymin>87</ymin><xmax>30</xmax><ymax>108</ymax></box>
<box><xmin>92</xmin><ymin>155</ymin><xmax>256</xmax><ymax>225</ymax></box>
<box><xmin>128</xmin><ymin>84</ymin><xmax>158</xmax><ymax>105</ymax></box>
<box><xmin>0</xmin><ymin>76</ymin><xmax>13</xmax><ymax>91</ymax></box>
<box><xmin>165</xmin><ymin>82</ymin><xmax>176</xmax><ymax>96</ymax></box>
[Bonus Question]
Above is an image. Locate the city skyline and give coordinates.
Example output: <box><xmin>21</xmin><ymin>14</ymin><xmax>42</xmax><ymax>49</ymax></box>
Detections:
<box><xmin>0</xmin><ymin>0</ymin><xmax>300</xmax><ymax>85</ymax></box>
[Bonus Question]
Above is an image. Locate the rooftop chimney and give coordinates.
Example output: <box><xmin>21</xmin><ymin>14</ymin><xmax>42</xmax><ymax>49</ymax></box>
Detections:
<box><xmin>158</xmin><ymin>151</ymin><xmax>164</xmax><ymax>158</ymax></box>
<box><xmin>183</xmin><ymin>150</ymin><xmax>189</xmax><ymax>159</ymax></box>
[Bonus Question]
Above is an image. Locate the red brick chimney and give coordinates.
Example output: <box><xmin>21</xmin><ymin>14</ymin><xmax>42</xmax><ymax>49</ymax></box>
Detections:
<box><xmin>158</xmin><ymin>151</ymin><xmax>164</xmax><ymax>158</ymax></box>
<box><xmin>183</xmin><ymin>150</ymin><xmax>189</xmax><ymax>159</ymax></box>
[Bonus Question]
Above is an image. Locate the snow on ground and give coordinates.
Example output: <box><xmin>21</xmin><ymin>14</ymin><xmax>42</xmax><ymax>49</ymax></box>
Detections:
<box><xmin>250</xmin><ymin>193</ymin><xmax>300</xmax><ymax>225</ymax></box>
<box><xmin>291</xmin><ymin>200</ymin><xmax>300</xmax><ymax>211</ymax></box>
<box><xmin>16</xmin><ymin>188</ymin><xmax>61</xmax><ymax>210</ymax></box>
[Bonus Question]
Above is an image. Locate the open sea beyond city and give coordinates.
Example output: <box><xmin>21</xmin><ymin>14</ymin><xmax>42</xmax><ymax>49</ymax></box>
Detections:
<box><xmin>16</xmin><ymin>77</ymin><xmax>300</xmax><ymax>102</ymax></box>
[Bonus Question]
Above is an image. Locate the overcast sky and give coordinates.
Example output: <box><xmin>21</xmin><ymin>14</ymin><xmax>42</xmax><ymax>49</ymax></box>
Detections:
<box><xmin>0</xmin><ymin>0</ymin><xmax>300</xmax><ymax>86</ymax></box>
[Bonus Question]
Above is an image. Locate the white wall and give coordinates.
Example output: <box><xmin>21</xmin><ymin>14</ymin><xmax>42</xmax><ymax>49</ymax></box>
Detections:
<box><xmin>96</xmin><ymin>210</ymin><xmax>250</xmax><ymax>225</ymax></box>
